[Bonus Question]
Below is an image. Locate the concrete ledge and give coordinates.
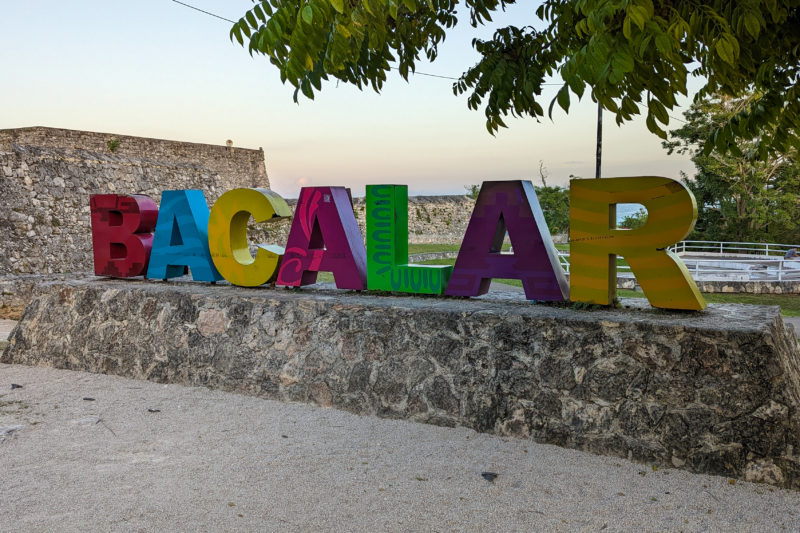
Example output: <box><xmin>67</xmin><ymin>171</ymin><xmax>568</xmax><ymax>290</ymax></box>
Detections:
<box><xmin>4</xmin><ymin>278</ymin><xmax>800</xmax><ymax>488</ymax></box>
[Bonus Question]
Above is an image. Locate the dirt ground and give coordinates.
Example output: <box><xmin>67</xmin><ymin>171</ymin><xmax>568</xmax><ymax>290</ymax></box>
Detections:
<box><xmin>1</xmin><ymin>364</ymin><xmax>799</xmax><ymax>532</ymax></box>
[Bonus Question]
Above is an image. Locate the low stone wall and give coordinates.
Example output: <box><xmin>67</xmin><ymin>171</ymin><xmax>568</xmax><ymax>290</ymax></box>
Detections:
<box><xmin>695</xmin><ymin>280</ymin><xmax>800</xmax><ymax>294</ymax></box>
<box><xmin>4</xmin><ymin>278</ymin><xmax>800</xmax><ymax>488</ymax></box>
<box><xmin>0</xmin><ymin>274</ymin><xmax>91</xmax><ymax>319</ymax></box>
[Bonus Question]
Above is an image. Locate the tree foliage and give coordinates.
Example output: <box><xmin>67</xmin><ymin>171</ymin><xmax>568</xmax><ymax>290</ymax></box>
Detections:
<box><xmin>665</xmin><ymin>93</ymin><xmax>800</xmax><ymax>243</ymax></box>
<box><xmin>535</xmin><ymin>185</ymin><xmax>570</xmax><ymax>235</ymax></box>
<box><xmin>464</xmin><ymin>184</ymin><xmax>480</xmax><ymax>199</ymax></box>
<box><xmin>232</xmin><ymin>0</ymin><xmax>800</xmax><ymax>156</ymax></box>
<box><xmin>619</xmin><ymin>208</ymin><xmax>647</xmax><ymax>229</ymax></box>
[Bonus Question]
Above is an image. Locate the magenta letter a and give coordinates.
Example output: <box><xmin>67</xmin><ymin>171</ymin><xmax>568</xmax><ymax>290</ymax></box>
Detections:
<box><xmin>445</xmin><ymin>181</ymin><xmax>568</xmax><ymax>301</ymax></box>
<box><xmin>276</xmin><ymin>187</ymin><xmax>367</xmax><ymax>289</ymax></box>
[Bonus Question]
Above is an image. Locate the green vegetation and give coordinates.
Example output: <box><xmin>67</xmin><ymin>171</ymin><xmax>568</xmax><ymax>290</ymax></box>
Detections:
<box><xmin>232</xmin><ymin>0</ymin><xmax>800</xmax><ymax>155</ymax></box>
<box><xmin>297</xmin><ymin>244</ymin><xmax>799</xmax><ymax>318</ymax></box>
<box><xmin>408</xmin><ymin>243</ymin><xmax>462</xmax><ymax>254</ymax></box>
<box><xmin>534</xmin><ymin>186</ymin><xmax>570</xmax><ymax>236</ymax></box>
<box><xmin>618</xmin><ymin>209</ymin><xmax>647</xmax><ymax>230</ymax></box>
<box><xmin>618</xmin><ymin>289</ymin><xmax>800</xmax><ymax>317</ymax></box>
<box><xmin>420</xmin><ymin>258</ymin><xmax>800</xmax><ymax>317</ymax></box>
<box><xmin>106</xmin><ymin>137</ymin><xmax>120</xmax><ymax>153</ymax></box>
<box><xmin>462</xmin><ymin>182</ymin><xmax>570</xmax><ymax>236</ymax></box>
<box><xmin>665</xmin><ymin>92</ymin><xmax>800</xmax><ymax>244</ymax></box>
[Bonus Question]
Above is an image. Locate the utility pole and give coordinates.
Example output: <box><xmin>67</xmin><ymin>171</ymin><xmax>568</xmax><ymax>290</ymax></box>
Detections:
<box><xmin>595</xmin><ymin>102</ymin><xmax>602</xmax><ymax>179</ymax></box>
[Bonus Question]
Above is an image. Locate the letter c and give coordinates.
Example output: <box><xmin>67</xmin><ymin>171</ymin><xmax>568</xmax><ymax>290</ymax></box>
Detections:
<box><xmin>208</xmin><ymin>188</ymin><xmax>292</xmax><ymax>286</ymax></box>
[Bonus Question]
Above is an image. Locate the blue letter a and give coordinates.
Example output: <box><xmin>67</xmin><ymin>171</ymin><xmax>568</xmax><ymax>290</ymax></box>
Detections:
<box><xmin>146</xmin><ymin>190</ymin><xmax>222</xmax><ymax>282</ymax></box>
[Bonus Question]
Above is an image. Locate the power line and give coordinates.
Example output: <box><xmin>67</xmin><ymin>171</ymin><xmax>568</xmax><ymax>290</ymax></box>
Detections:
<box><xmin>170</xmin><ymin>0</ymin><xmax>235</xmax><ymax>23</ymax></box>
<box><xmin>168</xmin><ymin>0</ymin><xmax>563</xmax><ymax>84</ymax></box>
<box><xmin>166</xmin><ymin>0</ymin><xmax>686</xmax><ymax>115</ymax></box>
<box><xmin>389</xmin><ymin>67</ymin><xmax>458</xmax><ymax>80</ymax></box>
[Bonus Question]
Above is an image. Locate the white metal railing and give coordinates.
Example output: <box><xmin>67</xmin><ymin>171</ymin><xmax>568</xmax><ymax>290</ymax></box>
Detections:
<box><xmin>558</xmin><ymin>240</ymin><xmax>800</xmax><ymax>281</ymax></box>
<box><xmin>668</xmin><ymin>240</ymin><xmax>800</xmax><ymax>257</ymax></box>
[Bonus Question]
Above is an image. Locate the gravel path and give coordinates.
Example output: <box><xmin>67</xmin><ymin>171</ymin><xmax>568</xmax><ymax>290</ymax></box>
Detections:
<box><xmin>1</xmin><ymin>364</ymin><xmax>799</xmax><ymax>532</ymax></box>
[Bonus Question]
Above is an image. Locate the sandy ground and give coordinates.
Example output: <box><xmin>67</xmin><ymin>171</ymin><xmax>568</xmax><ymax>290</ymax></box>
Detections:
<box><xmin>1</xmin><ymin>364</ymin><xmax>799</xmax><ymax>532</ymax></box>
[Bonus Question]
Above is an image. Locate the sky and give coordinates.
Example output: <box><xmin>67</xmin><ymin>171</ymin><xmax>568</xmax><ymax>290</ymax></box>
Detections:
<box><xmin>0</xmin><ymin>0</ymin><xmax>702</xmax><ymax>198</ymax></box>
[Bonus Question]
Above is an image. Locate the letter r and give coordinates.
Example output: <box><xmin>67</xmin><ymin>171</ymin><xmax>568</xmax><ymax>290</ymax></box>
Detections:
<box><xmin>569</xmin><ymin>177</ymin><xmax>706</xmax><ymax>311</ymax></box>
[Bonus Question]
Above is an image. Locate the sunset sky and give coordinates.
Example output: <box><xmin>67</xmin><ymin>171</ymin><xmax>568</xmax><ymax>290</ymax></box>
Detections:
<box><xmin>1</xmin><ymin>0</ymin><xmax>702</xmax><ymax>198</ymax></box>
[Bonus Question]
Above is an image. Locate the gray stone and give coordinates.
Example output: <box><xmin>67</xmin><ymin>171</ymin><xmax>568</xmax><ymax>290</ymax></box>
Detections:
<box><xmin>0</xmin><ymin>424</ymin><xmax>24</xmax><ymax>444</ymax></box>
<box><xmin>0</xmin><ymin>127</ymin><xmax>270</xmax><ymax>276</ymax></box>
<box><xmin>5</xmin><ymin>277</ymin><xmax>800</xmax><ymax>489</ymax></box>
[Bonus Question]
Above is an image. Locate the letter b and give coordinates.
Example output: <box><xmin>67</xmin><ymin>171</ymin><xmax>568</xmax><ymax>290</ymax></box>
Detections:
<box><xmin>89</xmin><ymin>194</ymin><xmax>158</xmax><ymax>277</ymax></box>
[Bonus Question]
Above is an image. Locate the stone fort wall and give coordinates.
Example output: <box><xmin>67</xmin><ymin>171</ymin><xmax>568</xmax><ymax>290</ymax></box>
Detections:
<box><xmin>0</xmin><ymin>127</ymin><xmax>269</xmax><ymax>188</ymax></box>
<box><xmin>0</xmin><ymin>126</ymin><xmax>477</xmax><ymax>275</ymax></box>
<box><xmin>0</xmin><ymin>127</ymin><xmax>270</xmax><ymax>274</ymax></box>
<box><xmin>278</xmin><ymin>195</ymin><xmax>477</xmax><ymax>247</ymax></box>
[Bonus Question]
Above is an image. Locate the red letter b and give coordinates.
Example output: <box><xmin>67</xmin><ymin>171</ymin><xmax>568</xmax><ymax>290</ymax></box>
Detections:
<box><xmin>90</xmin><ymin>194</ymin><xmax>158</xmax><ymax>277</ymax></box>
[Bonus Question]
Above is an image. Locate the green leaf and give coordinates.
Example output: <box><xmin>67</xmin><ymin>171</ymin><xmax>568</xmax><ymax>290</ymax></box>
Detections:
<box><xmin>627</xmin><ymin>5</ymin><xmax>646</xmax><ymax>31</ymax></box>
<box><xmin>246</xmin><ymin>11</ymin><xmax>258</xmax><ymax>28</ymax></box>
<box><xmin>231</xmin><ymin>23</ymin><xmax>244</xmax><ymax>45</ymax></box>
<box><xmin>645</xmin><ymin>113</ymin><xmax>667</xmax><ymax>139</ymax></box>
<box><xmin>302</xmin><ymin>5</ymin><xmax>314</xmax><ymax>25</ymax></box>
<box><xmin>648</xmin><ymin>99</ymin><xmax>669</xmax><ymax>125</ymax></box>
<box><xmin>556</xmin><ymin>85</ymin><xmax>570</xmax><ymax>113</ymax></box>
<box><xmin>239</xmin><ymin>18</ymin><xmax>252</xmax><ymax>38</ymax></box>
<box><xmin>654</xmin><ymin>33</ymin><xmax>672</xmax><ymax>56</ymax></box>
<box><xmin>715</xmin><ymin>35</ymin><xmax>738</xmax><ymax>66</ymax></box>
<box><xmin>254</xmin><ymin>4</ymin><xmax>267</xmax><ymax>23</ymax></box>
<box><xmin>329</xmin><ymin>0</ymin><xmax>344</xmax><ymax>14</ymax></box>
<box><xmin>611</xmin><ymin>50</ymin><xmax>634</xmax><ymax>73</ymax></box>
<box><xmin>744</xmin><ymin>14</ymin><xmax>760</xmax><ymax>39</ymax></box>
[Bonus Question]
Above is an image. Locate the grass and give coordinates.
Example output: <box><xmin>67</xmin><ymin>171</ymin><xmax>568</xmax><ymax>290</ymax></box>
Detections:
<box><xmin>618</xmin><ymin>289</ymin><xmax>800</xmax><ymax>316</ymax></box>
<box><xmin>407</xmin><ymin>243</ymin><xmax>462</xmax><ymax>254</ymax></box>
<box><xmin>406</xmin><ymin>243</ymin><xmax>511</xmax><ymax>254</ymax></box>
<box><xmin>420</xmin><ymin>258</ymin><xmax>800</xmax><ymax>317</ymax></box>
<box><xmin>305</xmin><ymin>244</ymin><xmax>800</xmax><ymax>318</ymax></box>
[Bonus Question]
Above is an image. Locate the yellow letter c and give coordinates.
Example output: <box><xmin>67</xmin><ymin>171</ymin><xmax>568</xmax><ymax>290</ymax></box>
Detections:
<box><xmin>208</xmin><ymin>188</ymin><xmax>292</xmax><ymax>287</ymax></box>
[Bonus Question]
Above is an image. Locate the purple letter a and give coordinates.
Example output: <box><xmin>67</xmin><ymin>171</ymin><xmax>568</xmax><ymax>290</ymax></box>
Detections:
<box><xmin>445</xmin><ymin>181</ymin><xmax>568</xmax><ymax>301</ymax></box>
<box><xmin>276</xmin><ymin>186</ymin><xmax>367</xmax><ymax>290</ymax></box>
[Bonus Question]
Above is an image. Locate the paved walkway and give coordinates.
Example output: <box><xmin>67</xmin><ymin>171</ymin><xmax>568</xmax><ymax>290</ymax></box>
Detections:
<box><xmin>1</xmin><ymin>364</ymin><xmax>800</xmax><ymax>531</ymax></box>
<box><xmin>783</xmin><ymin>316</ymin><xmax>800</xmax><ymax>335</ymax></box>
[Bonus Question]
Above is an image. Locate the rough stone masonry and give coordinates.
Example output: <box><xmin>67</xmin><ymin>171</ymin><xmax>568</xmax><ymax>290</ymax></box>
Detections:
<box><xmin>0</xmin><ymin>127</ymin><xmax>269</xmax><ymax>275</ymax></box>
<box><xmin>0</xmin><ymin>127</ymin><xmax>479</xmax><ymax>278</ymax></box>
<box><xmin>4</xmin><ymin>278</ymin><xmax>800</xmax><ymax>489</ymax></box>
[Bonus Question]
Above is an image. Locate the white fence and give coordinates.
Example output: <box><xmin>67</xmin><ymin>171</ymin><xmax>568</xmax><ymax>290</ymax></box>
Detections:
<box><xmin>557</xmin><ymin>240</ymin><xmax>800</xmax><ymax>281</ymax></box>
<box><xmin>668</xmin><ymin>240</ymin><xmax>800</xmax><ymax>257</ymax></box>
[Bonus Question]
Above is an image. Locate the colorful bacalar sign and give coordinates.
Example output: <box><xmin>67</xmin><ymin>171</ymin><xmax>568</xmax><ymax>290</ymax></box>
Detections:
<box><xmin>89</xmin><ymin>178</ymin><xmax>706</xmax><ymax>311</ymax></box>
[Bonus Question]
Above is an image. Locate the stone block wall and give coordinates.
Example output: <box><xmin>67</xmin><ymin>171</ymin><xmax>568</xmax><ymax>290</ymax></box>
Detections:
<box><xmin>5</xmin><ymin>278</ymin><xmax>800</xmax><ymax>488</ymax></box>
<box><xmin>0</xmin><ymin>128</ymin><xmax>269</xmax><ymax>275</ymax></box>
<box><xmin>258</xmin><ymin>195</ymin><xmax>477</xmax><ymax>250</ymax></box>
<box><xmin>0</xmin><ymin>127</ymin><xmax>268</xmax><ymax>188</ymax></box>
<box><xmin>694</xmin><ymin>280</ymin><xmax>800</xmax><ymax>294</ymax></box>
